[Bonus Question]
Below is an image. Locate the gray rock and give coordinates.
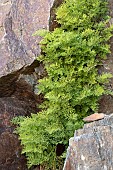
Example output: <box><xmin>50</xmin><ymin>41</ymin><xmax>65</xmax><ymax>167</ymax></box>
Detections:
<box><xmin>63</xmin><ymin>114</ymin><xmax>113</xmax><ymax>170</ymax></box>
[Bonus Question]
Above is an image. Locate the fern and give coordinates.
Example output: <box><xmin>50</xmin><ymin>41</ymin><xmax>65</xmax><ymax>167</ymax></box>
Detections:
<box><xmin>12</xmin><ymin>0</ymin><xmax>113</xmax><ymax>169</ymax></box>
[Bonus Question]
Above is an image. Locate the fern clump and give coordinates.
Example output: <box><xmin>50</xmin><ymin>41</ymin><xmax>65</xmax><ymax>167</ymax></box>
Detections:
<box><xmin>12</xmin><ymin>0</ymin><xmax>113</xmax><ymax>169</ymax></box>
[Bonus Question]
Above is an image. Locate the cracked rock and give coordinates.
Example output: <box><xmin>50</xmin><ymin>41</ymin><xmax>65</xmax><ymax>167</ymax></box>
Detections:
<box><xmin>63</xmin><ymin>114</ymin><xmax>113</xmax><ymax>170</ymax></box>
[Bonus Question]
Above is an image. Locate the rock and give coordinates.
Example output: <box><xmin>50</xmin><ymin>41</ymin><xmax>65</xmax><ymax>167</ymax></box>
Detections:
<box><xmin>63</xmin><ymin>114</ymin><xmax>113</xmax><ymax>170</ymax></box>
<box><xmin>49</xmin><ymin>0</ymin><xmax>64</xmax><ymax>31</ymax></box>
<box><xmin>0</xmin><ymin>0</ymin><xmax>55</xmax><ymax>77</ymax></box>
<box><xmin>0</xmin><ymin>132</ymin><xmax>27</xmax><ymax>170</ymax></box>
<box><xmin>83</xmin><ymin>113</ymin><xmax>105</xmax><ymax>122</ymax></box>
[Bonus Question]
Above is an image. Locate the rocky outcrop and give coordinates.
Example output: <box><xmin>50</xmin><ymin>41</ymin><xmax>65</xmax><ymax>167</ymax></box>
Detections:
<box><xmin>0</xmin><ymin>0</ymin><xmax>56</xmax><ymax>169</ymax></box>
<box><xmin>63</xmin><ymin>114</ymin><xmax>113</xmax><ymax>170</ymax></box>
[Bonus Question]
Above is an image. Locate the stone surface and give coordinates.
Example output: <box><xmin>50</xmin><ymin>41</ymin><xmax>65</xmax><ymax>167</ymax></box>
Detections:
<box><xmin>0</xmin><ymin>0</ymin><xmax>55</xmax><ymax>77</ymax></box>
<box><xmin>63</xmin><ymin>114</ymin><xmax>113</xmax><ymax>170</ymax></box>
<box><xmin>83</xmin><ymin>113</ymin><xmax>105</xmax><ymax>122</ymax></box>
<box><xmin>0</xmin><ymin>132</ymin><xmax>27</xmax><ymax>170</ymax></box>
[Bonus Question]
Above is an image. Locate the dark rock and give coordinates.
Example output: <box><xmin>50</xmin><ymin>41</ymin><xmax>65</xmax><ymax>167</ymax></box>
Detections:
<box><xmin>0</xmin><ymin>132</ymin><xmax>27</xmax><ymax>170</ymax></box>
<box><xmin>49</xmin><ymin>0</ymin><xmax>64</xmax><ymax>31</ymax></box>
<box><xmin>0</xmin><ymin>80</ymin><xmax>39</xmax><ymax>170</ymax></box>
<box><xmin>63</xmin><ymin>114</ymin><xmax>113</xmax><ymax>170</ymax></box>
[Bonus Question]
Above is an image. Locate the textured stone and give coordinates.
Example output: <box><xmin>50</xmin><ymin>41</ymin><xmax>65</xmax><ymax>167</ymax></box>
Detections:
<box><xmin>83</xmin><ymin>113</ymin><xmax>105</xmax><ymax>122</ymax></box>
<box><xmin>0</xmin><ymin>0</ymin><xmax>54</xmax><ymax>77</ymax></box>
<box><xmin>63</xmin><ymin>114</ymin><xmax>113</xmax><ymax>170</ymax></box>
<box><xmin>0</xmin><ymin>132</ymin><xmax>27</xmax><ymax>170</ymax></box>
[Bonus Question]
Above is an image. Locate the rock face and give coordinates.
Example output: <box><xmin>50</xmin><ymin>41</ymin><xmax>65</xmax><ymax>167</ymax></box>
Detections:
<box><xmin>0</xmin><ymin>0</ymin><xmax>55</xmax><ymax>77</ymax></box>
<box><xmin>63</xmin><ymin>114</ymin><xmax>113</xmax><ymax>170</ymax></box>
<box><xmin>0</xmin><ymin>0</ymin><xmax>55</xmax><ymax>169</ymax></box>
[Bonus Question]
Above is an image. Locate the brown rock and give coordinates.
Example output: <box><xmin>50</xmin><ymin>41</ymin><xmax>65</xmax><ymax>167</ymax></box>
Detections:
<box><xmin>0</xmin><ymin>132</ymin><xmax>27</xmax><ymax>170</ymax></box>
<box><xmin>0</xmin><ymin>0</ymin><xmax>55</xmax><ymax>77</ymax></box>
<box><xmin>0</xmin><ymin>82</ymin><xmax>39</xmax><ymax>169</ymax></box>
<box><xmin>83</xmin><ymin>113</ymin><xmax>105</xmax><ymax>122</ymax></box>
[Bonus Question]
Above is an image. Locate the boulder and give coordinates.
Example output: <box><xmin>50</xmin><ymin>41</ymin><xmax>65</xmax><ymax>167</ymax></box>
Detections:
<box><xmin>63</xmin><ymin>114</ymin><xmax>113</xmax><ymax>170</ymax></box>
<box><xmin>0</xmin><ymin>0</ymin><xmax>55</xmax><ymax>77</ymax></box>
